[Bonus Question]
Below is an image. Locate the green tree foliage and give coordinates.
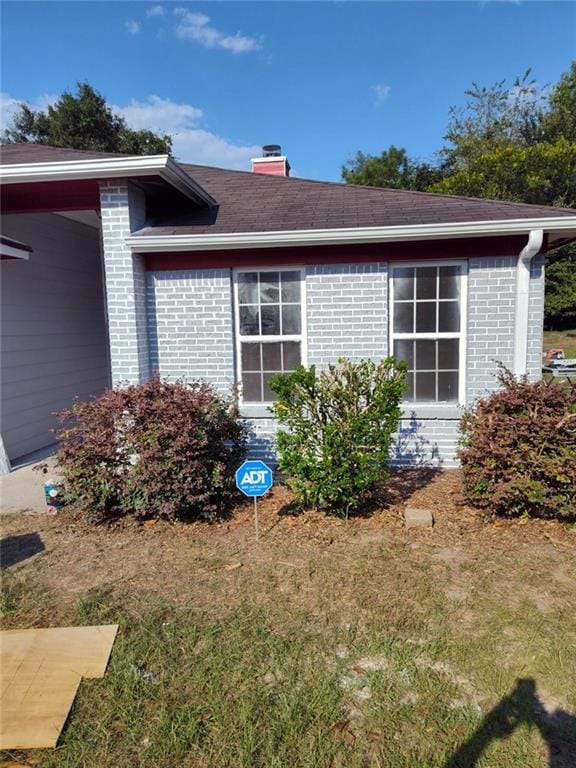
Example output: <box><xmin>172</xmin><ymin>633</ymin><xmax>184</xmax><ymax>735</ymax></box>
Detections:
<box><xmin>2</xmin><ymin>82</ymin><xmax>172</xmax><ymax>155</ymax></box>
<box><xmin>342</xmin><ymin>145</ymin><xmax>443</xmax><ymax>190</ymax></box>
<box><xmin>342</xmin><ymin>63</ymin><xmax>576</xmax><ymax>329</ymax></box>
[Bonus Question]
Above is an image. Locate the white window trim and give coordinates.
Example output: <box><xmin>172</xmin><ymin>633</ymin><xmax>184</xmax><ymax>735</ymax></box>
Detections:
<box><xmin>232</xmin><ymin>266</ymin><xmax>307</xmax><ymax>406</ymax></box>
<box><xmin>389</xmin><ymin>260</ymin><xmax>468</xmax><ymax>406</ymax></box>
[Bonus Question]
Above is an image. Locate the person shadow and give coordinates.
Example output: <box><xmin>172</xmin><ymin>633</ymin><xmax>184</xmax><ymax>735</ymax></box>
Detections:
<box><xmin>444</xmin><ymin>678</ymin><xmax>576</xmax><ymax>768</ymax></box>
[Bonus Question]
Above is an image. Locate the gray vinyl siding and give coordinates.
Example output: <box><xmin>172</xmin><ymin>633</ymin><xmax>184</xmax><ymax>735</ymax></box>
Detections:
<box><xmin>1</xmin><ymin>213</ymin><xmax>109</xmax><ymax>462</ymax></box>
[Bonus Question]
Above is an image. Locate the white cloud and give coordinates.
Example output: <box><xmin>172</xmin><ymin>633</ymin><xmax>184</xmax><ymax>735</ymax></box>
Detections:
<box><xmin>0</xmin><ymin>90</ymin><xmax>260</xmax><ymax>171</ymax></box>
<box><xmin>173</xmin><ymin>7</ymin><xmax>261</xmax><ymax>54</ymax></box>
<box><xmin>0</xmin><ymin>92</ymin><xmax>58</xmax><ymax>132</ymax></box>
<box><xmin>118</xmin><ymin>95</ymin><xmax>204</xmax><ymax>132</ymax></box>
<box><xmin>146</xmin><ymin>5</ymin><xmax>164</xmax><ymax>17</ymax></box>
<box><xmin>113</xmin><ymin>94</ymin><xmax>260</xmax><ymax>170</ymax></box>
<box><xmin>372</xmin><ymin>83</ymin><xmax>391</xmax><ymax>104</ymax></box>
<box><xmin>125</xmin><ymin>20</ymin><xmax>141</xmax><ymax>35</ymax></box>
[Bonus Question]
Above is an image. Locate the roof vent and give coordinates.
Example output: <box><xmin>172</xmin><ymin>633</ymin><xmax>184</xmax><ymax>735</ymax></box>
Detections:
<box><xmin>251</xmin><ymin>144</ymin><xmax>291</xmax><ymax>176</ymax></box>
<box><xmin>262</xmin><ymin>144</ymin><xmax>282</xmax><ymax>157</ymax></box>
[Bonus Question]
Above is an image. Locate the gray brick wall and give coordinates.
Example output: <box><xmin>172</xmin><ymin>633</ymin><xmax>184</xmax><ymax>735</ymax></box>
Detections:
<box><xmin>390</xmin><ymin>416</ymin><xmax>460</xmax><ymax>468</ymax></box>
<box><xmin>108</xmin><ymin>252</ymin><xmax>545</xmax><ymax>469</ymax></box>
<box><xmin>99</xmin><ymin>181</ymin><xmax>150</xmax><ymax>385</ymax></box>
<box><xmin>305</xmin><ymin>263</ymin><xmax>389</xmax><ymax>365</ymax></box>
<box><xmin>146</xmin><ymin>269</ymin><xmax>235</xmax><ymax>393</ymax></box>
<box><xmin>466</xmin><ymin>256</ymin><xmax>516</xmax><ymax>401</ymax></box>
<box><xmin>527</xmin><ymin>254</ymin><xmax>545</xmax><ymax>381</ymax></box>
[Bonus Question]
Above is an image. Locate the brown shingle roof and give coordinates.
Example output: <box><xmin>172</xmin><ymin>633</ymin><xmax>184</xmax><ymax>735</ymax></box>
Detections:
<box><xmin>2</xmin><ymin>143</ymin><xmax>574</xmax><ymax>233</ymax></box>
<box><xmin>0</xmin><ymin>143</ymin><xmax>127</xmax><ymax>164</ymax></box>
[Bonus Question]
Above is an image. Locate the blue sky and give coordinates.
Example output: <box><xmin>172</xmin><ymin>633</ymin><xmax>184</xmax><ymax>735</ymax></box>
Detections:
<box><xmin>1</xmin><ymin>1</ymin><xmax>575</xmax><ymax>180</ymax></box>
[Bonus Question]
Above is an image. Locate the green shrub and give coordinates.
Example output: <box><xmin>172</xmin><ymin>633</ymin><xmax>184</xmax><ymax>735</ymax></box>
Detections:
<box><xmin>269</xmin><ymin>358</ymin><xmax>406</xmax><ymax>517</ymax></box>
<box><xmin>458</xmin><ymin>367</ymin><xmax>576</xmax><ymax>519</ymax></box>
<box><xmin>56</xmin><ymin>377</ymin><xmax>247</xmax><ymax>522</ymax></box>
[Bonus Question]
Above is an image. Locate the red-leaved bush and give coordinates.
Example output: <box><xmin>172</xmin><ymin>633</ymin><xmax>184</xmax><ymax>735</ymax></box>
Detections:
<box><xmin>458</xmin><ymin>367</ymin><xmax>576</xmax><ymax>519</ymax></box>
<box><xmin>56</xmin><ymin>377</ymin><xmax>247</xmax><ymax>522</ymax></box>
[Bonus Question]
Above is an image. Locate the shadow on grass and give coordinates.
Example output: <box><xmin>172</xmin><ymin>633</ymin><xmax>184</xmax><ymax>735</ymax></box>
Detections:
<box><xmin>0</xmin><ymin>532</ymin><xmax>45</xmax><ymax>570</ymax></box>
<box><xmin>445</xmin><ymin>678</ymin><xmax>576</xmax><ymax>768</ymax></box>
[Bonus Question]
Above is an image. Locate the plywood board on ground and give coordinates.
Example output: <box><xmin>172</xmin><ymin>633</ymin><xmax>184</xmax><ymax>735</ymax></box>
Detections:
<box><xmin>0</xmin><ymin>624</ymin><xmax>118</xmax><ymax>749</ymax></box>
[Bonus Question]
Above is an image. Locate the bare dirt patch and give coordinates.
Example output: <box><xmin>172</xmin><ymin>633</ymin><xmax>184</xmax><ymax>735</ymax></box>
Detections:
<box><xmin>1</xmin><ymin>469</ymin><xmax>574</xmax><ymax>616</ymax></box>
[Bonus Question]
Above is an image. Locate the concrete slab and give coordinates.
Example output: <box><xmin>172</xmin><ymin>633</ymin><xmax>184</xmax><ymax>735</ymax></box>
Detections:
<box><xmin>0</xmin><ymin>455</ymin><xmax>60</xmax><ymax>515</ymax></box>
<box><xmin>404</xmin><ymin>507</ymin><xmax>434</xmax><ymax>529</ymax></box>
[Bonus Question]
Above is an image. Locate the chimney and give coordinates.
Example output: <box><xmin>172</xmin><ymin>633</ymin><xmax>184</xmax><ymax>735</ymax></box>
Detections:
<box><xmin>251</xmin><ymin>144</ymin><xmax>290</xmax><ymax>177</ymax></box>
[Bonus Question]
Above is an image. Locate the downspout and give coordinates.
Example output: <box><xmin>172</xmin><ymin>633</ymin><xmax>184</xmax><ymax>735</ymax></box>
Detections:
<box><xmin>513</xmin><ymin>229</ymin><xmax>544</xmax><ymax>376</ymax></box>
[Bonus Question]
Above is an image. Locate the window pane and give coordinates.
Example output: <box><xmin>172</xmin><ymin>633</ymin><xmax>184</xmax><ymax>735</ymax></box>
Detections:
<box><xmin>405</xmin><ymin>372</ymin><xmax>415</xmax><ymax>400</ymax></box>
<box><xmin>242</xmin><ymin>372</ymin><xmax>262</xmax><ymax>402</ymax></box>
<box><xmin>262</xmin><ymin>342</ymin><xmax>282</xmax><ymax>371</ymax></box>
<box><xmin>439</xmin><ymin>267</ymin><xmax>460</xmax><ymax>299</ymax></box>
<box><xmin>438</xmin><ymin>339</ymin><xmax>459</xmax><ymax>370</ymax></box>
<box><xmin>415</xmin><ymin>372</ymin><xmax>435</xmax><ymax>401</ymax></box>
<box><xmin>393</xmin><ymin>268</ymin><xmax>414</xmax><ymax>300</ymax></box>
<box><xmin>239</xmin><ymin>305</ymin><xmax>259</xmax><ymax>335</ymax></box>
<box><xmin>415</xmin><ymin>339</ymin><xmax>436</xmax><ymax>370</ymax></box>
<box><xmin>394</xmin><ymin>339</ymin><xmax>414</xmax><ymax>370</ymax></box>
<box><xmin>394</xmin><ymin>302</ymin><xmax>413</xmax><ymax>333</ymax></box>
<box><xmin>261</xmin><ymin>305</ymin><xmax>280</xmax><ymax>335</ymax></box>
<box><xmin>281</xmin><ymin>271</ymin><xmax>301</xmax><ymax>302</ymax></box>
<box><xmin>282</xmin><ymin>304</ymin><xmax>301</xmax><ymax>334</ymax></box>
<box><xmin>416</xmin><ymin>267</ymin><xmax>437</xmax><ymax>300</ymax></box>
<box><xmin>438</xmin><ymin>371</ymin><xmax>459</xmax><ymax>401</ymax></box>
<box><xmin>439</xmin><ymin>301</ymin><xmax>460</xmax><ymax>332</ymax></box>
<box><xmin>260</xmin><ymin>272</ymin><xmax>279</xmax><ymax>303</ymax></box>
<box><xmin>263</xmin><ymin>373</ymin><xmax>280</xmax><ymax>402</ymax></box>
<box><xmin>238</xmin><ymin>273</ymin><xmax>258</xmax><ymax>305</ymax></box>
<box><xmin>416</xmin><ymin>302</ymin><xmax>436</xmax><ymax>333</ymax></box>
<box><xmin>282</xmin><ymin>341</ymin><xmax>301</xmax><ymax>370</ymax></box>
<box><xmin>241</xmin><ymin>343</ymin><xmax>261</xmax><ymax>371</ymax></box>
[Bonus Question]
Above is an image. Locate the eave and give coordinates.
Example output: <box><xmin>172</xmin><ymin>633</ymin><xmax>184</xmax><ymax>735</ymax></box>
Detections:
<box><xmin>126</xmin><ymin>216</ymin><xmax>576</xmax><ymax>253</ymax></box>
<box><xmin>0</xmin><ymin>154</ymin><xmax>217</xmax><ymax>208</ymax></box>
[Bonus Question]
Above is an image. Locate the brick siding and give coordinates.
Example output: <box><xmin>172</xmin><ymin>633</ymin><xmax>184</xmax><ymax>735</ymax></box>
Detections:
<box><xmin>146</xmin><ymin>269</ymin><xmax>235</xmax><ymax>394</ymax></box>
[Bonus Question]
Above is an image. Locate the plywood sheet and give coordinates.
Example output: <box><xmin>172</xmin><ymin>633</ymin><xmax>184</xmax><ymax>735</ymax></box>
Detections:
<box><xmin>0</xmin><ymin>624</ymin><xmax>118</xmax><ymax>749</ymax></box>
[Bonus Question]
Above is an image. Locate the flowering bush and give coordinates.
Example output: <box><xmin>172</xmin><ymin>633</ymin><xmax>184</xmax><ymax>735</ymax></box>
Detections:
<box><xmin>269</xmin><ymin>358</ymin><xmax>406</xmax><ymax>517</ymax></box>
<box><xmin>458</xmin><ymin>367</ymin><xmax>576</xmax><ymax>519</ymax></box>
<box><xmin>56</xmin><ymin>377</ymin><xmax>247</xmax><ymax>522</ymax></box>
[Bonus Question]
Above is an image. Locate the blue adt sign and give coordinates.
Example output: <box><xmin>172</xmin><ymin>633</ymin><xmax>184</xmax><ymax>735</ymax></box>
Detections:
<box><xmin>235</xmin><ymin>460</ymin><xmax>273</xmax><ymax>497</ymax></box>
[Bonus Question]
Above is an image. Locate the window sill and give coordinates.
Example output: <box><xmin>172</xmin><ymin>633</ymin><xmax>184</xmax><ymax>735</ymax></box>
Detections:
<box><xmin>400</xmin><ymin>403</ymin><xmax>463</xmax><ymax>420</ymax></box>
<box><xmin>240</xmin><ymin>403</ymin><xmax>464</xmax><ymax>420</ymax></box>
<box><xmin>241</xmin><ymin>404</ymin><xmax>275</xmax><ymax>419</ymax></box>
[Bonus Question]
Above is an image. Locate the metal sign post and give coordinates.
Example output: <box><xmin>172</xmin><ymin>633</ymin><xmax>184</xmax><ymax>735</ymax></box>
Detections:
<box><xmin>235</xmin><ymin>460</ymin><xmax>274</xmax><ymax>541</ymax></box>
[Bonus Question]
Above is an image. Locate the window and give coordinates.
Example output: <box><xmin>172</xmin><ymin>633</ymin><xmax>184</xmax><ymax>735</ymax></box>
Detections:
<box><xmin>234</xmin><ymin>269</ymin><xmax>304</xmax><ymax>403</ymax></box>
<box><xmin>390</xmin><ymin>264</ymin><xmax>466</xmax><ymax>403</ymax></box>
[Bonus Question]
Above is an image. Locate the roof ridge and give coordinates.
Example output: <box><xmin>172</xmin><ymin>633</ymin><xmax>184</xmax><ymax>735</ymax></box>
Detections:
<box><xmin>180</xmin><ymin>161</ymin><xmax>575</xmax><ymax>215</ymax></box>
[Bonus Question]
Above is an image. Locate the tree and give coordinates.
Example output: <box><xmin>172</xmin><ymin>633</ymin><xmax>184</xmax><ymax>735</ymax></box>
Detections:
<box><xmin>542</xmin><ymin>61</ymin><xmax>576</xmax><ymax>142</ymax></box>
<box><xmin>341</xmin><ymin>145</ymin><xmax>443</xmax><ymax>190</ymax></box>
<box><xmin>342</xmin><ymin>62</ymin><xmax>576</xmax><ymax>329</ymax></box>
<box><xmin>2</xmin><ymin>82</ymin><xmax>171</xmax><ymax>155</ymax></box>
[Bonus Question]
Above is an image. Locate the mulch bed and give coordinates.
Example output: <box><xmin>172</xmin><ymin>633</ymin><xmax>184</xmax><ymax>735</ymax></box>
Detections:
<box><xmin>1</xmin><ymin>469</ymin><xmax>574</xmax><ymax>612</ymax></box>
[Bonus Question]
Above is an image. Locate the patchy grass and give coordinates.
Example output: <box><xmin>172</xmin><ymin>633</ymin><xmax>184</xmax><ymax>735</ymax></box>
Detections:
<box><xmin>1</xmin><ymin>471</ymin><xmax>575</xmax><ymax>767</ymax></box>
<box><xmin>543</xmin><ymin>328</ymin><xmax>576</xmax><ymax>359</ymax></box>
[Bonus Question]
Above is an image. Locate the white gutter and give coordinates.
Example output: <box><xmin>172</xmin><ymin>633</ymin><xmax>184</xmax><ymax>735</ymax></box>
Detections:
<box><xmin>0</xmin><ymin>155</ymin><xmax>217</xmax><ymax>207</ymax></box>
<box><xmin>125</xmin><ymin>216</ymin><xmax>576</xmax><ymax>253</ymax></box>
<box><xmin>513</xmin><ymin>229</ymin><xmax>544</xmax><ymax>376</ymax></box>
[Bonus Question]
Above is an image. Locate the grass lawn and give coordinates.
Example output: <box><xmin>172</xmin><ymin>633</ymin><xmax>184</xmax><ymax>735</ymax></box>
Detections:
<box><xmin>1</xmin><ymin>471</ymin><xmax>575</xmax><ymax>767</ymax></box>
<box><xmin>543</xmin><ymin>328</ymin><xmax>576</xmax><ymax>359</ymax></box>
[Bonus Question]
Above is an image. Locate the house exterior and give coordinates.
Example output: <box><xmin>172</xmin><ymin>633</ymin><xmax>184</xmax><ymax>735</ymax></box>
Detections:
<box><xmin>1</xmin><ymin>143</ymin><xmax>575</xmax><ymax>473</ymax></box>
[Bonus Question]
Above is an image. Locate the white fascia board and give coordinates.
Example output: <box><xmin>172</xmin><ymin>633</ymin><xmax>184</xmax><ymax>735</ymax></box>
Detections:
<box><xmin>0</xmin><ymin>155</ymin><xmax>217</xmax><ymax>206</ymax></box>
<box><xmin>125</xmin><ymin>216</ymin><xmax>576</xmax><ymax>253</ymax></box>
<box><xmin>0</xmin><ymin>243</ymin><xmax>30</xmax><ymax>259</ymax></box>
